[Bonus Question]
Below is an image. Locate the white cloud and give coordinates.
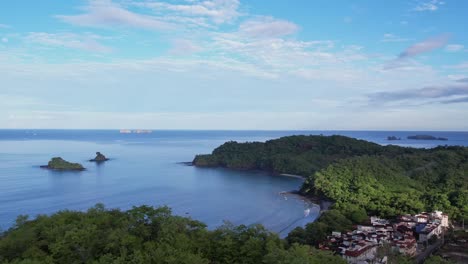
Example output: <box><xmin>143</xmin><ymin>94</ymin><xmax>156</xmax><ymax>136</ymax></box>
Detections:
<box><xmin>57</xmin><ymin>0</ymin><xmax>172</xmax><ymax>30</ymax></box>
<box><xmin>414</xmin><ymin>0</ymin><xmax>445</xmax><ymax>11</ymax></box>
<box><xmin>292</xmin><ymin>67</ymin><xmax>365</xmax><ymax>82</ymax></box>
<box><xmin>0</xmin><ymin>94</ymin><xmax>44</xmax><ymax>108</ymax></box>
<box><xmin>446</xmin><ymin>61</ymin><xmax>468</xmax><ymax>71</ymax></box>
<box><xmin>1</xmin><ymin>1</ymin><xmax>467</xmax><ymax>130</ymax></box>
<box><xmin>383</xmin><ymin>58</ymin><xmax>434</xmax><ymax>71</ymax></box>
<box><xmin>51</xmin><ymin>0</ymin><xmax>366</xmax><ymax>83</ymax></box>
<box><xmin>369</xmin><ymin>83</ymin><xmax>468</xmax><ymax>105</ymax></box>
<box><xmin>1</xmin><ymin>42</ymin><xmax>465</xmax><ymax>129</ymax></box>
<box><xmin>213</xmin><ymin>37</ymin><xmax>324</xmax><ymax>69</ymax></box>
<box><xmin>132</xmin><ymin>0</ymin><xmax>241</xmax><ymax>25</ymax></box>
<box><xmin>169</xmin><ymin>39</ymin><xmax>202</xmax><ymax>55</ymax></box>
<box><xmin>381</xmin><ymin>33</ymin><xmax>409</xmax><ymax>43</ymax></box>
<box><xmin>25</xmin><ymin>32</ymin><xmax>112</xmax><ymax>53</ymax></box>
<box><xmin>209</xmin><ymin>27</ymin><xmax>340</xmax><ymax>74</ymax></box>
<box><xmin>447</xmin><ymin>74</ymin><xmax>466</xmax><ymax>80</ymax></box>
<box><xmin>3</xmin><ymin>107</ymin><xmax>466</xmax><ymax>130</ymax></box>
<box><xmin>398</xmin><ymin>34</ymin><xmax>449</xmax><ymax>59</ymax></box>
<box><xmin>1</xmin><ymin>37</ymin><xmax>7</xmax><ymax>43</ymax></box>
<box><xmin>1</xmin><ymin>110</ymin><xmax>326</xmax><ymax>130</ymax></box>
<box><xmin>445</xmin><ymin>44</ymin><xmax>464</xmax><ymax>52</ymax></box>
<box><xmin>239</xmin><ymin>17</ymin><xmax>299</xmax><ymax>38</ymax></box>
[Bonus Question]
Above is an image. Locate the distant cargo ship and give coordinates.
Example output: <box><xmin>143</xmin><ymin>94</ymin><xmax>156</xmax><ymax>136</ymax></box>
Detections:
<box><xmin>119</xmin><ymin>129</ymin><xmax>132</xmax><ymax>134</ymax></box>
<box><xmin>119</xmin><ymin>129</ymin><xmax>153</xmax><ymax>134</ymax></box>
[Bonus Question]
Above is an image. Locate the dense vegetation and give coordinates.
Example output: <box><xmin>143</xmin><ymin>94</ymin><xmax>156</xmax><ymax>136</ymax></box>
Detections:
<box><xmin>407</xmin><ymin>135</ymin><xmax>448</xmax><ymax>141</ymax></box>
<box><xmin>42</xmin><ymin>157</ymin><xmax>85</xmax><ymax>171</ymax></box>
<box><xmin>193</xmin><ymin>135</ymin><xmax>468</xmax><ymax>228</ymax></box>
<box><xmin>193</xmin><ymin>135</ymin><xmax>387</xmax><ymax>176</ymax></box>
<box><xmin>0</xmin><ymin>204</ymin><xmax>345</xmax><ymax>264</ymax></box>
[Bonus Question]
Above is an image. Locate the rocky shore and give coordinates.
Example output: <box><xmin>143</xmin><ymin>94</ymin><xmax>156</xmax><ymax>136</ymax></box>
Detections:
<box><xmin>89</xmin><ymin>152</ymin><xmax>109</xmax><ymax>162</ymax></box>
<box><xmin>280</xmin><ymin>190</ymin><xmax>333</xmax><ymax>211</ymax></box>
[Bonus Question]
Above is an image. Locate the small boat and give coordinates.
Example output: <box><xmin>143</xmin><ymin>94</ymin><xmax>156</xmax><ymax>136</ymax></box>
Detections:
<box><xmin>304</xmin><ymin>208</ymin><xmax>311</xmax><ymax>217</ymax></box>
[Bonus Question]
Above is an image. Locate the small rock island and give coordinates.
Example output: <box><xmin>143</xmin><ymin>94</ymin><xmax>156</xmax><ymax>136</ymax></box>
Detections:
<box><xmin>387</xmin><ymin>136</ymin><xmax>401</xmax><ymax>140</ymax></box>
<box><xmin>40</xmin><ymin>157</ymin><xmax>85</xmax><ymax>171</ymax></box>
<box><xmin>407</xmin><ymin>135</ymin><xmax>448</xmax><ymax>141</ymax></box>
<box><xmin>89</xmin><ymin>152</ymin><xmax>109</xmax><ymax>162</ymax></box>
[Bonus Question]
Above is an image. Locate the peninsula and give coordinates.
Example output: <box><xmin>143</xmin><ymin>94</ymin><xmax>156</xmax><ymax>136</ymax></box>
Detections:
<box><xmin>40</xmin><ymin>157</ymin><xmax>85</xmax><ymax>171</ymax></box>
<box><xmin>192</xmin><ymin>135</ymin><xmax>467</xmax><ymax>242</ymax></box>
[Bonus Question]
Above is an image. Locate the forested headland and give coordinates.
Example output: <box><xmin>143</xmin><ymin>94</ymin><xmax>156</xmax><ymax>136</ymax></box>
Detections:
<box><xmin>193</xmin><ymin>135</ymin><xmax>468</xmax><ymax>244</ymax></box>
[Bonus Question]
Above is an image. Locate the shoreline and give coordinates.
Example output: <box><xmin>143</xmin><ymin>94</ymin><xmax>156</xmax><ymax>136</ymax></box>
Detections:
<box><xmin>278</xmin><ymin>173</ymin><xmax>305</xmax><ymax>180</ymax></box>
<box><xmin>188</xmin><ymin>163</ymin><xmax>334</xmax><ymax>213</ymax></box>
<box><xmin>279</xmin><ymin>190</ymin><xmax>333</xmax><ymax>212</ymax></box>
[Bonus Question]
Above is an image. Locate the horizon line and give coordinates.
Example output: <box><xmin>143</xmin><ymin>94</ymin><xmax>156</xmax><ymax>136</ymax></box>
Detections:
<box><xmin>0</xmin><ymin>128</ymin><xmax>467</xmax><ymax>132</ymax></box>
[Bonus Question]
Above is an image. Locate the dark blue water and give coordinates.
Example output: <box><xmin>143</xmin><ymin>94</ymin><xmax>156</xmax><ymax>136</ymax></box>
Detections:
<box><xmin>0</xmin><ymin>130</ymin><xmax>467</xmax><ymax>236</ymax></box>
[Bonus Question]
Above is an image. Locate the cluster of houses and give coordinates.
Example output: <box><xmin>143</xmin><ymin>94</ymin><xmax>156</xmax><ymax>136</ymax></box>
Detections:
<box><xmin>319</xmin><ymin>211</ymin><xmax>449</xmax><ymax>264</ymax></box>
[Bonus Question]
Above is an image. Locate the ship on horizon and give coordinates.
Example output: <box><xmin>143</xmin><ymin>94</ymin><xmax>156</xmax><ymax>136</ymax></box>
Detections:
<box><xmin>119</xmin><ymin>129</ymin><xmax>153</xmax><ymax>134</ymax></box>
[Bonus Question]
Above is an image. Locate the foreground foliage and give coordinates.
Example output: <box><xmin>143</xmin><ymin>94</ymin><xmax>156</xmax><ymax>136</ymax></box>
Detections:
<box><xmin>0</xmin><ymin>204</ymin><xmax>345</xmax><ymax>264</ymax></box>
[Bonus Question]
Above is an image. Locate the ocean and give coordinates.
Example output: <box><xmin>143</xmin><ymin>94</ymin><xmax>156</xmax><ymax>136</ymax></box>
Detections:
<box><xmin>0</xmin><ymin>130</ymin><xmax>467</xmax><ymax>236</ymax></box>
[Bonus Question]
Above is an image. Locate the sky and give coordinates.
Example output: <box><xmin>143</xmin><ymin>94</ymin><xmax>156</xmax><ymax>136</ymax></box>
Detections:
<box><xmin>1</xmin><ymin>0</ymin><xmax>467</xmax><ymax>130</ymax></box>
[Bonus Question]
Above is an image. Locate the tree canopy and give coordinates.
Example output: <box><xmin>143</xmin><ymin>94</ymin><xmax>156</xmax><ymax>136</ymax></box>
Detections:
<box><xmin>0</xmin><ymin>204</ymin><xmax>345</xmax><ymax>264</ymax></box>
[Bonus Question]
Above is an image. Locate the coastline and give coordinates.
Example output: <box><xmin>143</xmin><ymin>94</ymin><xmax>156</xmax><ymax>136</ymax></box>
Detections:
<box><xmin>278</xmin><ymin>173</ymin><xmax>305</xmax><ymax>180</ymax></box>
<box><xmin>188</xmin><ymin>163</ymin><xmax>334</xmax><ymax>213</ymax></box>
<box><xmin>280</xmin><ymin>190</ymin><xmax>333</xmax><ymax>212</ymax></box>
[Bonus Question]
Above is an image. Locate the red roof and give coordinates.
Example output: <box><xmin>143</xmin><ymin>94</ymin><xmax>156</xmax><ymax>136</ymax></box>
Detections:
<box><xmin>344</xmin><ymin>245</ymin><xmax>375</xmax><ymax>257</ymax></box>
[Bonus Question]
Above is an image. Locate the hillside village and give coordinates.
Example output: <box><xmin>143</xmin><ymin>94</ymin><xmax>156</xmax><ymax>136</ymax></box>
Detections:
<box><xmin>319</xmin><ymin>211</ymin><xmax>449</xmax><ymax>263</ymax></box>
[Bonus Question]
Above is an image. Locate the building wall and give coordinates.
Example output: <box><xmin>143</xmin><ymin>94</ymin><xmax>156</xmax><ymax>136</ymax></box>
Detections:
<box><xmin>344</xmin><ymin>246</ymin><xmax>377</xmax><ymax>264</ymax></box>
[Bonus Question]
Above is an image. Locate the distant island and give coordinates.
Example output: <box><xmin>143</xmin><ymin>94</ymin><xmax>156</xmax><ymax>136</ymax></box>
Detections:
<box><xmin>407</xmin><ymin>134</ymin><xmax>448</xmax><ymax>140</ymax></box>
<box><xmin>89</xmin><ymin>152</ymin><xmax>109</xmax><ymax>162</ymax></box>
<box><xmin>40</xmin><ymin>157</ymin><xmax>85</xmax><ymax>171</ymax></box>
<box><xmin>387</xmin><ymin>136</ymin><xmax>401</xmax><ymax>140</ymax></box>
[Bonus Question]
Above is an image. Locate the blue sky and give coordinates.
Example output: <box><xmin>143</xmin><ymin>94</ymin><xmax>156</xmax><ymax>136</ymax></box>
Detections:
<box><xmin>1</xmin><ymin>0</ymin><xmax>467</xmax><ymax>130</ymax></box>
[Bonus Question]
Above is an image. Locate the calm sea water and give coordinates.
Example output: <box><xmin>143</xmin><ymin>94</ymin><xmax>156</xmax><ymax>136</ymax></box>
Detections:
<box><xmin>0</xmin><ymin>130</ymin><xmax>467</xmax><ymax>236</ymax></box>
